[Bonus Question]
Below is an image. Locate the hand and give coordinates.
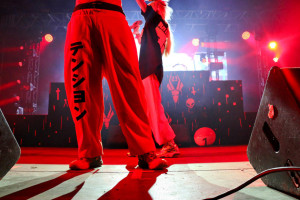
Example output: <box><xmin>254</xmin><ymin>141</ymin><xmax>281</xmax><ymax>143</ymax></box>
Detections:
<box><xmin>130</xmin><ymin>20</ymin><xmax>143</xmax><ymax>29</ymax></box>
<box><xmin>130</xmin><ymin>20</ymin><xmax>143</xmax><ymax>35</ymax></box>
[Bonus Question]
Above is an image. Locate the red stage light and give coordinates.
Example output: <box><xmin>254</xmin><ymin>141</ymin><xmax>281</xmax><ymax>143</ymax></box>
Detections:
<box><xmin>20</xmin><ymin>46</ymin><xmax>24</xmax><ymax>50</ymax></box>
<box><xmin>242</xmin><ymin>31</ymin><xmax>250</xmax><ymax>40</ymax></box>
<box><xmin>44</xmin><ymin>34</ymin><xmax>54</xmax><ymax>43</ymax></box>
<box><xmin>192</xmin><ymin>38</ymin><xmax>200</xmax><ymax>47</ymax></box>
<box><xmin>18</xmin><ymin>61</ymin><xmax>23</xmax><ymax>67</ymax></box>
<box><xmin>269</xmin><ymin>41</ymin><xmax>277</xmax><ymax>50</ymax></box>
<box><xmin>0</xmin><ymin>81</ymin><xmax>20</xmax><ymax>91</ymax></box>
<box><xmin>0</xmin><ymin>96</ymin><xmax>20</xmax><ymax>106</ymax></box>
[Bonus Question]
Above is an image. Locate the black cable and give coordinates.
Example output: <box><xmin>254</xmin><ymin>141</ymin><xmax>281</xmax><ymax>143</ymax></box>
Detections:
<box><xmin>204</xmin><ymin>166</ymin><xmax>300</xmax><ymax>200</ymax></box>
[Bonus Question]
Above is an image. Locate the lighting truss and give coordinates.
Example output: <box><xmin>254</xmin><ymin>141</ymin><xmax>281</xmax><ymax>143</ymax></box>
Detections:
<box><xmin>0</xmin><ymin>10</ymin><xmax>251</xmax><ymax>33</ymax></box>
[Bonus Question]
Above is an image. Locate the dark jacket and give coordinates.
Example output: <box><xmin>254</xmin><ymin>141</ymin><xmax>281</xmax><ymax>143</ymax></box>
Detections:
<box><xmin>139</xmin><ymin>5</ymin><xmax>169</xmax><ymax>85</ymax></box>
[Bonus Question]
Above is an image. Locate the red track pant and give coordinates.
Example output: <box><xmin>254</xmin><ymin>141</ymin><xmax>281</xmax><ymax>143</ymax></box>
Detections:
<box><xmin>64</xmin><ymin>8</ymin><xmax>155</xmax><ymax>158</ymax></box>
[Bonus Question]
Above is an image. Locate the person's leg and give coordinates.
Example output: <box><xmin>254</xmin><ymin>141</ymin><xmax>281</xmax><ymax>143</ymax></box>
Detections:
<box><xmin>64</xmin><ymin>10</ymin><xmax>104</xmax><ymax>169</ymax></box>
<box><xmin>143</xmin><ymin>74</ymin><xmax>180</xmax><ymax>157</ymax></box>
<box><xmin>142</xmin><ymin>74</ymin><xmax>175</xmax><ymax>145</ymax></box>
<box><xmin>98</xmin><ymin>10</ymin><xmax>167</xmax><ymax>169</ymax></box>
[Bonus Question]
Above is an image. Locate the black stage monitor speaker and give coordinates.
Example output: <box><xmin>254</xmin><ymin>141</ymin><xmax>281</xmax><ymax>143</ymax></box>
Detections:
<box><xmin>247</xmin><ymin>66</ymin><xmax>300</xmax><ymax>197</ymax></box>
<box><xmin>0</xmin><ymin>109</ymin><xmax>21</xmax><ymax>180</ymax></box>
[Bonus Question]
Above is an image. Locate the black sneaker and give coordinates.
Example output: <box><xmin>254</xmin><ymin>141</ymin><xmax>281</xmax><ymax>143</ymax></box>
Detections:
<box><xmin>157</xmin><ymin>140</ymin><xmax>180</xmax><ymax>158</ymax></box>
<box><xmin>138</xmin><ymin>151</ymin><xmax>168</xmax><ymax>170</ymax></box>
<box><xmin>69</xmin><ymin>156</ymin><xmax>103</xmax><ymax>170</ymax></box>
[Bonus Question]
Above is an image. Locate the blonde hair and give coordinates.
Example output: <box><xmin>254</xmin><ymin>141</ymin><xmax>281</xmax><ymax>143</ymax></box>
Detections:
<box><xmin>149</xmin><ymin>0</ymin><xmax>173</xmax><ymax>57</ymax></box>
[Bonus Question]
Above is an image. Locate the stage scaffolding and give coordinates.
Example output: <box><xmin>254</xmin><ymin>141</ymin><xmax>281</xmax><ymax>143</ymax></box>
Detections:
<box><xmin>0</xmin><ymin>37</ymin><xmax>40</xmax><ymax>114</ymax></box>
<box><xmin>23</xmin><ymin>42</ymin><xmax>40</xmax><ymax>114</ymax></box>
<box><xmin>0</xmin><ymin>9</ymin><xmax>249</xmax><ymax>33</ymax></box>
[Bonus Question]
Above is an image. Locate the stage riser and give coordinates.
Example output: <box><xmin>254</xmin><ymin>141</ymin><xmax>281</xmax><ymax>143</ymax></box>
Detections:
<box><xmin>5</xmin><ymin>113</ymin><xmax>254</xmax><ymax>147</ymax></box>
<box><xmin>5</xmin><ymin>71</ymin><xmax>255</xmax><ymax>147</ymax></box>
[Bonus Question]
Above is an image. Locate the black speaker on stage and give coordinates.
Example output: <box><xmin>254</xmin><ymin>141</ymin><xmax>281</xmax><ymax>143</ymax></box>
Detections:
<box><xmin>247</xmin><ymin>66</ymin><xmax>300</xmax><ymax>197</ymax></box>
<box><xmin>0</xmin><ymin>109</ymin><xmax>21</xmax><ymax>180</ymax></box>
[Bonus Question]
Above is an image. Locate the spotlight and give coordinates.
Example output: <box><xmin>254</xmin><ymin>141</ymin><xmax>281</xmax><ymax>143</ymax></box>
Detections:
<box><xmin>0</xmin><ymin>80</ymin><xmax>20</xmax><ymax>91</ymax></box>
<box><xmin>44</xmin><ymin>34</ymin><xmax>53</xmax><ymax>43</ymax></box>
<box><xmin>18</xmin><ymin>61</ymin><xmax>23</xmax><ymax>67</ymax></box>
<box><xmin>269</xmin><ymin>41</ymin><xmax>277</xmax><ymax>50</ymax></box>
<box><xmin>273</xmin><ymin>57</ymin><xmax>279</xmax><ymax>63</ymax></box>
<box><xmin>192</xmin><ymin>38</ymin><xmax>200</xmax><ymax>47</ymax></box>
<box><xmin>242</xmin><ymin>31</ymin><xmax>251</xmax><ymax>40</ymax></box>
<box><xmin>0</xmin><ymin>96</ymin><xmax>20</xmax><ymax>107</ymax></box>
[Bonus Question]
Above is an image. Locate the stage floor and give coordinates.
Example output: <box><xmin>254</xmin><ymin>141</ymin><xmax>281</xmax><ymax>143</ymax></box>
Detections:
<box><xmin>0</xmin><ymin>146</ymin><xmax>297</xmax><ymax>200</ymax></box>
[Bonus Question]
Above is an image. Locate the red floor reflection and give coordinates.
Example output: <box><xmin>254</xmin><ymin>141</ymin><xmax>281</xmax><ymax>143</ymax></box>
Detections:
<box><xmin>17</xmin><ymin>146</ymin><xmax>249</xmax><ymax>165</ymax></box>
